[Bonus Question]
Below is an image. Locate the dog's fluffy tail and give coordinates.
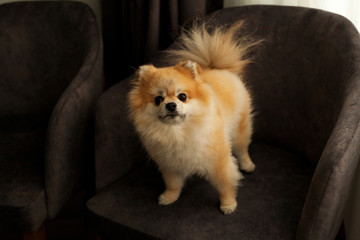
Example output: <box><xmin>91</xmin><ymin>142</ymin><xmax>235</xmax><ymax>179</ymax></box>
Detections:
<box><xmin>166</xmin><ymin>21</ymin><xmax>259</xmax><ymax>75</ymax></box>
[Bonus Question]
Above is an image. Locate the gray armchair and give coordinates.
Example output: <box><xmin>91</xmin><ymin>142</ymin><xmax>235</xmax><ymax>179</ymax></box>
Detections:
<box><xmin>0</xmin><ymin>1</ymin><xmax>103</xmax><ymax>237</ymax></box>
<box><xmin>87</xmin><ymin>5</ymin><xmax>360</xmax><ymax>240</ymax></box>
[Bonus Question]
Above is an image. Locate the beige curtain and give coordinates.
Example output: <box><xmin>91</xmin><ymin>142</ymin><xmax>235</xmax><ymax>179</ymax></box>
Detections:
<box><xmin>224</xmin><ymin>0</ymin><xmax>360</xmax><ymax>30</ymax></box>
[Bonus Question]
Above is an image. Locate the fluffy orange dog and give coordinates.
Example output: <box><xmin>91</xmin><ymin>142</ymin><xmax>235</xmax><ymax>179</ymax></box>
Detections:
<box><xmin>128</xmin><ymin>22</ymin><xmax>256</xmax><ymax>214</ymax></box>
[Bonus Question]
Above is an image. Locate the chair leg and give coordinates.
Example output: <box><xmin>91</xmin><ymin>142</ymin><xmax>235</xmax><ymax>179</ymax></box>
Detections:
<box><xmin>23</xmin><ymin>224</ymin><xmax>46</xmax><ymax>240</ymax></box>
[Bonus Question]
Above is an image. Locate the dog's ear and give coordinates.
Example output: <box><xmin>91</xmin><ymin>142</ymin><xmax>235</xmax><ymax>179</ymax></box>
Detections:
<box><xmin>132</xmin><ymin>64</ymin><xmax>156</xmax><ymax>84</ymax></box>
<box><xmin>177</xmin><ymin>61</ymin><xmax>202</xmax><ymax>80</ymax></box>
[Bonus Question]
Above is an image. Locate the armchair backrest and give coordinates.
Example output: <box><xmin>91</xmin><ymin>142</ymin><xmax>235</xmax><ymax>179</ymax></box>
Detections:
<box><xmin>0</xmin><ymin>2</ymin><xmax>91</xmax><ymax>119</ymax></box>
<box><xmin>212</xmin><ymin>6</ymin><xmax>360</xmax><ymax>163</ymax></box>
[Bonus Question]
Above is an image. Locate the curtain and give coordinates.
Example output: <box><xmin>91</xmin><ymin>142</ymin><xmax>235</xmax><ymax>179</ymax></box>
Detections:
<box><xmin>102</xmin><ymin>0</ymin><xmax>223</xmax><ymax>88</ymax></box>
<box><xmin>224</xmin><ymin>0</ymin><xmax>360</xmax><ymax>30</ymax></box>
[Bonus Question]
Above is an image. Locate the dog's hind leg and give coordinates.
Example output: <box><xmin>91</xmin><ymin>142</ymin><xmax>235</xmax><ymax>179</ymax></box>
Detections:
<box><xmin>232</xmin><ymin>111</ymin><xmax>256</xmax><ymax>173</ymax></box>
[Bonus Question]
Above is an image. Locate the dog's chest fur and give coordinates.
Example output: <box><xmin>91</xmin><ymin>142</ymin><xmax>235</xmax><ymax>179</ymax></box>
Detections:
<box><xmin>141</xmin><ymin>122</ymin><xmax>214</xmax><ymax>177</ymax></box>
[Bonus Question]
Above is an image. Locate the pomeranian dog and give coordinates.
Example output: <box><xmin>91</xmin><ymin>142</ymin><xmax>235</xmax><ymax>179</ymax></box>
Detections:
<box><xmin>128</xmin><ymin>22</ymin><xmax>257</xmax><ymax>214</ymax></box>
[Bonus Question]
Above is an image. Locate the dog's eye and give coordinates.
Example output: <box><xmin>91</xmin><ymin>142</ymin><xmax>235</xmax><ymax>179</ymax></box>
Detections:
<box><xmin>178</xmin><ymin>93</ymin><xmax>187</xmax><ymax>102</ymax></box>
<box><xmin>154</xmin><ymin>96</ymin><xmax>164</xmax><ymax>106</ymax></box>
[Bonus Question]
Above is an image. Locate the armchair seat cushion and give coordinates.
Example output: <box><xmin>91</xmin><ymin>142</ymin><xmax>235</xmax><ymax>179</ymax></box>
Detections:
<box><xmin>88</xmin><ymin>143</ymin><xmax>314</xmax><ymax>239</ymax></box>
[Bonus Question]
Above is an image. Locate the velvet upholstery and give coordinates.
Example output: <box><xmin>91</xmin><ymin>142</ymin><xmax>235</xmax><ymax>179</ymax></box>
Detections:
<box><xmin>0</xmin><ymin>1</ymin><xmax>103</xmax><ymax>232</ymax></box>
<box><xmin>87</xmin><ymin>5</ymin><xmax>360</xmax><ymax>240</ymax></box>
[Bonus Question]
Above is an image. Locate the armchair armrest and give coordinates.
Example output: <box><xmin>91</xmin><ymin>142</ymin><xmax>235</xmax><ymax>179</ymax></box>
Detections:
<box><xmin>44</xmin><ymin>10</ymin><xmax>103</xmax><ymax>217</ymax></box>
<box><xmin>94</xmin><ymin>79</ymin><xmax>146</xmax><ymax>192</ymax></box>
<box><xmin>297</xmin><ymin>69</ymin><xmax>360</xmax><ymax>239</ymax></box>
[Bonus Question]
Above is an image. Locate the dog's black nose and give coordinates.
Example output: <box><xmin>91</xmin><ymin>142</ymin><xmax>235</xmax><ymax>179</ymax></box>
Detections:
<box><xmin>166</xmin><ymin>102</ymin><xmax>177</xmax><ymax>112</ymax></box>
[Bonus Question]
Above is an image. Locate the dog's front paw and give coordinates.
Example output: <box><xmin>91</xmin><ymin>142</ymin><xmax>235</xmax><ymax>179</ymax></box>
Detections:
<box><xmin>158</xmin><ymin>193</ymin><xmax>177</xmax><ymax>205</ymax></box>
<box><xmin>240</xmin><ymin>160</ymin><xmax>256</xmax><ymax>173</ymax></box>
<box><xmin>220</xmin><ymin>201</ymin><xmax>237</xmax><ymax>214</ymax></box>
